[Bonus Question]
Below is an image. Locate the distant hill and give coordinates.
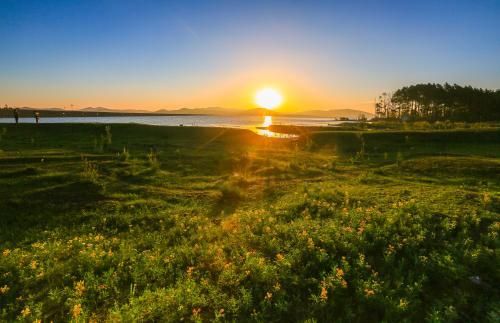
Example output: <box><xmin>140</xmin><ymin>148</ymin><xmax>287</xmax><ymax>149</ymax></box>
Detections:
<box><xmin>293</xmin><ymin>109</ymin><xmax>374</xmax><ymax>119</ymax></box>
<box><xmin>2</xmin><ymin>106</ymin><xmax>374</xmax><ymax>119</ymax></box>
<box><xmin>80</xmin><ymin>107</ymin><xmax>152</xmax><ymax>113</ymax></box>
<box><xmin>154</xmin><ymin>107</ymin><xmax>234</xmax><ymax>115</ymax></box>
<box><xmin>17</xmin><ymin>106</ymin><xmax>65</xmax><ymax>111</ymax></box>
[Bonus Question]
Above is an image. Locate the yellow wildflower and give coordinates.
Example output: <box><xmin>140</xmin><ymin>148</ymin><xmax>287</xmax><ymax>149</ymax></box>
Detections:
<box><xmin>364</xmin><ymin>288</ymin><xmax>375</xmax><ymax>297</ymax></box>
<box><xmin>0</xmin><ymin>285</ymin><xmax>9</xmax><ymax>294</ymax></box>
<box><xmin>30</xmin><ymin>260</ymin><xmax>38</xmax><ymax>269</ymax></box>
<box><xmin>192</xmin><ymin>307</ymin><xmax>202</xmax><ymax>317</ymax></box>
<box><xmin>75</xmin><ymin>280</ymin><xmax>86</xmax><ymax>296</ymax></box>
<box><xmin>2</xmin><ymin>249</ymin><xmax>11</xmax><ymax>257</ymax></box>
<box><xmin>21</xmin><ymin>306</ymin><xmax>31</xmax><ymax>317</ymax></box>
<box><xmin>72</xmin><ymin>303</ymin><xmax>82</xmax><ymax>318</ymax></box>
<box><xmin>186</xmin><ymin>266</ymin><xmax>195</xmax><ymax>278</ymax></box>
<box><xmin>276</xmin><ymin>253</ymin><xmax>285</xmax><ymax>262</ymax></box>
<box><xmin>265</xmin><ymin>291</ymin><xmax>273</xmax><ymax>300</ymax></box>
<box><xmin>320</xmin><ymin>287</ymin><xmax>328</xmax><ymax>301</ymax></box>
<box><xmin>399</xmin><ymin>298</ymin><xmax>408</xmax><ymax>309</ymax></box>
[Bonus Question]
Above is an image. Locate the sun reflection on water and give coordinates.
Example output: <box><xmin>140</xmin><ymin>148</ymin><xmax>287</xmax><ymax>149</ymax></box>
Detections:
<box><xmin>255</xmin><ymin>115</ymin><xmax>296</xmax><ymax>138</ymax></box>
<box><xmin>263</xmin><ymin>115</ymin><xmax>273</xmax><ymax>127</ymax></box>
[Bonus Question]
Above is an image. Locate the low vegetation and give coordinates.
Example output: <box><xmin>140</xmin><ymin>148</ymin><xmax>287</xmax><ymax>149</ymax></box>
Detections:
<box><xmin>0</xmin><ymin>123</ymin><xmax>498</xmax><ymax>322</ymax></box>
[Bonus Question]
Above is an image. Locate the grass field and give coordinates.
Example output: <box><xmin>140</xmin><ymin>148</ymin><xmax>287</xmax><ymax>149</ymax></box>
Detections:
<box><xmin>0</xmin><ymin>124</ymin><xmax>499</xmax><ymax>322</ymax></box>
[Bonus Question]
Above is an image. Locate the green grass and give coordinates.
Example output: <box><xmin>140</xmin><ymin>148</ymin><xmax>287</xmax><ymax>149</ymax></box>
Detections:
<box><xmin>0</xmin><ymin>124</ymin><xmax>498</xmax><ymax>322</ymax></box>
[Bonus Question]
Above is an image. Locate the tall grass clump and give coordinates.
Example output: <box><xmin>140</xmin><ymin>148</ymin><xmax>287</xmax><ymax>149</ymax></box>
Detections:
<box><xmin>147</xmin><ymin>148</ymin><xmax>160</xmax><ymax>170</ymax></box>
<box><xmin>0</xmin><ymin>128</ymin><xmax>6</xmax><ymax>141</ymax></box>
<box><xmin>81</xmin><ymin>157</ymin><xmax>99</xmax><ymax>183</ymax></box>
<box><xmin>94</xmin><ymin>126</ymin><xmax>113</xmax><ymax>152</ymax></box>
<box><xmin>104</xmin><ymin>125</ymin><xmax>112</xmax><ymax>145</ymax></box>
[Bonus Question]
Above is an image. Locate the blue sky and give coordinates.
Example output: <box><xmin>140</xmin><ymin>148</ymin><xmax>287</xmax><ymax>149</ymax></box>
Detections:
<box><xmin>1</xmin><ymin>0</ymin><xmax>499</xmax><ymax>112</ymax></box>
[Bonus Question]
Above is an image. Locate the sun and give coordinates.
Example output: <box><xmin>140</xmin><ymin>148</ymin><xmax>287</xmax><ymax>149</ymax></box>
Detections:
<box><xmin>255</xmin><ymin>88</ymin><xmax>283</xmax><ymax>109</ymax></box>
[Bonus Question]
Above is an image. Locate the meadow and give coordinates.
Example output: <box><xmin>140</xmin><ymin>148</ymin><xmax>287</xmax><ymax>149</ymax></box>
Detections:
<box><xmin>0</xmin><ymin>123</ymin><xmax>498</xmax><ymax>322</ymax></box>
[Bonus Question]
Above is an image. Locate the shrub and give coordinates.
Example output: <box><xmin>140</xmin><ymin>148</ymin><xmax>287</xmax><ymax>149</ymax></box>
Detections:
<box><xmin>218</xmin><ymin>181</ymin><xmax>244</xmax><ymax>203</ymax></box>
<box><xmin>117</xmin><ymin>147</ymin><xmax>130</xmax><ymax>162</ymax></box>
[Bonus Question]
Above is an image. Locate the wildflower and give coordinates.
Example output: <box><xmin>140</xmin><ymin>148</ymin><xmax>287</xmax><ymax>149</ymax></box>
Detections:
<box><xmin>274</xmin><ymin>282</ymin><xmax>281</xmax><ymax>291</ymax></box>
<box><xmin>2</xmin><ymin>249</ymin><xmax>11</xmax><ymax>257</ymax></box>
<box><xmin>265</xmin><ymin>292</ymin><xmax>273</xmax><ymax>300</ymax></box>
<box><xmin>336</xmin><ymin>268</ymin><xmax>344</xmax><ymax>279</ymax></box>
<box><xmin>75</xmin><ymin>280</ymin><xmax>86</xmax><ymax>296</ymax></box>
<box><xmin>364</xmin><ymin>288</ymin><xmax>375</xmax><ymax>297</ymax></box>
<box><xmin>192</xmin><ymin>307</ymin><xmax>202</xmax><ymax>317</ymax></box>
<box><xmin>30</xmin><ymin>260</ymin><xmax>38</xmax><ymax>269</ymax></box>
<box><xmin>72</xmin><ymin>303</ymin><xmax>82</xmax><ymax>318</ymax></box>
<box><xmin>21</xmin><ymin>307</ymin><xmax>31</xmax><ymax>317</ymax></box>
<box><xmin>399</xmin><ymin>298</ymin><xmax>408</xmax><ymax>309</ymax></box>
<box><xmin>482</xmin><ymin>192</ymin><xmax>491</xmax><ymax>205</ymax></box>
<box><xmin>320</xmin><ymin>287</ymin><xmax>328</xmax><ymax>301</ymax></box>
<box><xmin>31</xmin><ymin>242</ymin><xmax>45</xmax><ymax>249</ymax></box>
<box><xmin>0</xmin><ymin>285</ymin><xmax>9</xmax><ymax>294</ymax></box>
<box><xmin>276</xmin><ymin>253</ymin><xmax>285</xmax><ymax>262</ymax></box>
<box><xmin>186</xmin><ymin>266</ymin><xmax>195</xmax><ymax>278</ymax></box>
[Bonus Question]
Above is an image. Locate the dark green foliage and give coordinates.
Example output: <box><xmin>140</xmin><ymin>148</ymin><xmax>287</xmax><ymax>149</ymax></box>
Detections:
<box><xmin>375</xmin><ymin>83</ymin><xmax>500</xmax><ymax>122</ymax></box>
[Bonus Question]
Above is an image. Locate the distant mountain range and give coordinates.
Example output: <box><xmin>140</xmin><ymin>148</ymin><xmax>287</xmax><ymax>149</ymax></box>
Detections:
<box><xmin>80</xmin><ymin>107</ymin><xmax>374</xmax><ymax>118</ymax></box>
<box><xmin>154</xmin><ymin>107</ymin><xmax>234</xmax><ymax>115</ymax></box>
<box><xmin>3</xmin><ymin>106</ymin><xmax>374</xmax><ymax>119</ymax></box>
<box><xmin>80</xmin><ymin>107</ymin><xmax>152</xmax><ymax>114</ymax></box>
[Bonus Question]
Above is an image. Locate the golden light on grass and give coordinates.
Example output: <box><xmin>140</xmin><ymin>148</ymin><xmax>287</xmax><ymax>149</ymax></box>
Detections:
<box><xmin>255</xmin><ymin>88</ymin><xmax>283</xmax><ymax>109</ymax></box>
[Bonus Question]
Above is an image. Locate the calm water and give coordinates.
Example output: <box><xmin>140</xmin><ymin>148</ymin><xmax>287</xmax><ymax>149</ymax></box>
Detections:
<box><xmin>0</xmin><ymin>115</ymin><xmax>345</xmax><ymax>137</ymax></box>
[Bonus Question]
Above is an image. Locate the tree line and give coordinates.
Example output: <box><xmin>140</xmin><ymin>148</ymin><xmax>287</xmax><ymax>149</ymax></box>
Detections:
<box><xmin>375</xmin><ymin>83</ymin><xmax>500</xmax><ymax>121</ymax></box>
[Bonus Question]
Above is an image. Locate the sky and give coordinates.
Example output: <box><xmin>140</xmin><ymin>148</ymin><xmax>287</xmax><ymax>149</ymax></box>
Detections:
<box><xmin>1</xmin><ymin>0</ymin><xmax>499</xmax><ymax>113</ymax></box>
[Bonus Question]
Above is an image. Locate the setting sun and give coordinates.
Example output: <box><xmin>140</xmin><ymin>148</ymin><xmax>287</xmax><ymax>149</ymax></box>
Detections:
<box><xmin>255</xmin><ymin>88</ymin><xmax>283</xmax><ymax>109</ymax></box>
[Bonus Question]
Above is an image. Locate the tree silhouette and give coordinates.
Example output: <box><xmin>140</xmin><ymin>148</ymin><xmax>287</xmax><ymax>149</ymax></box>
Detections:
<box><xmin>375</xmin><ymin>83</ymin><xmax>500</xmax><ymax>121</ymax></box>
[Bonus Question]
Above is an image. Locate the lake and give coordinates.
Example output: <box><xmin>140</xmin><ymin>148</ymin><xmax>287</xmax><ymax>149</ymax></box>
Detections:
<box><xmin>0</xmin><ymin>115</ymin><xmax>347</xmax><ymax>137</ymax></box>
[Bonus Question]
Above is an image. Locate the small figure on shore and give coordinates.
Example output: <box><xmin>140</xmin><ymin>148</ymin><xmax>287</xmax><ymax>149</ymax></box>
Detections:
<box><xmin>34</xmin><ymin>111</ymin><xmax>40</xmax><ymax>124</ymax></box>
<box><xmin>13</xmin><ymin>108</ymin><xmax>19</xmax><ymax>124</ymax></box>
